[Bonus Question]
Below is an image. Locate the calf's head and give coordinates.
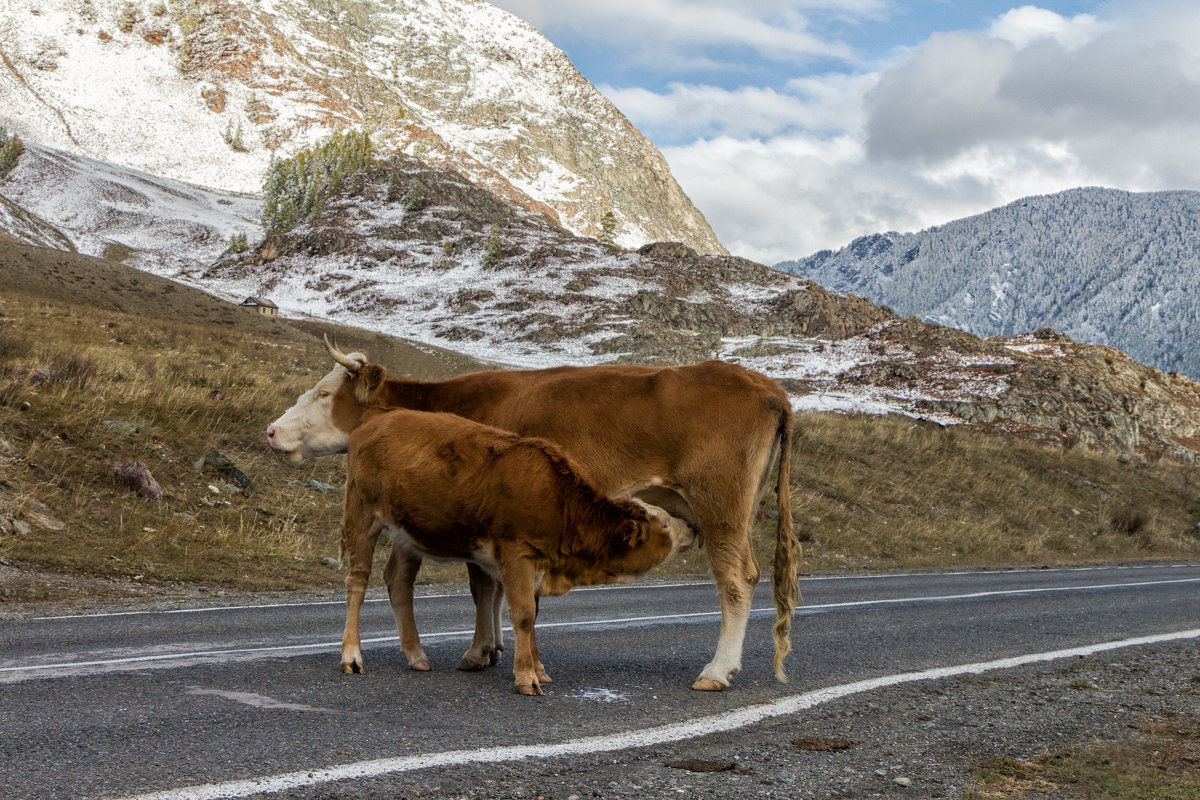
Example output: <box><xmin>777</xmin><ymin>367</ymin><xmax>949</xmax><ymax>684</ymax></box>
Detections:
<box><xmin>265</xmin><ymin>336</ymin><xmax>387</xmax><ymax>463</ymax></box>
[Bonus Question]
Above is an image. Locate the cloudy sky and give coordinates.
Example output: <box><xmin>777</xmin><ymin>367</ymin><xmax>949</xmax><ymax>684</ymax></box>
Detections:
<box><xmin>489</xmin><ymin>1</ymin><xmax>1200</xmax><ymax>264</ymax></box>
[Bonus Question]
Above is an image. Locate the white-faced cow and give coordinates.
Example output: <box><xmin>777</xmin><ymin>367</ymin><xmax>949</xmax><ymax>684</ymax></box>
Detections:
<box><xmin>267</xmin><ymin>337</ymin><xmax>798</xmax><ymax>691</ymax></box>
<box><xmin>344</xmin><ymin>406</ymin><xmax>695</xmax><ymax>695</ymax></box>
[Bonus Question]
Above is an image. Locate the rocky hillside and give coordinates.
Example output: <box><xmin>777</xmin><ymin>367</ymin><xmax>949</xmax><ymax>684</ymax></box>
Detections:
<box><xmin>777</xmin><ymin>188</ymin><xmax>1200</xmax><ymax>379</ymax></box>
<box><xmin>2</xmin><ymin>136</ymin><xmax>1198</xmax><ymax>463</ymax></box>
<box><xmin>0</xmin><ymin>0</ymin><xmax>723</xmax><ymax>254</ymax></box>
<box><xmin>200</xmin><ymin>151</ymin><xmax>1200</xmax><ymax>463</ymax></box>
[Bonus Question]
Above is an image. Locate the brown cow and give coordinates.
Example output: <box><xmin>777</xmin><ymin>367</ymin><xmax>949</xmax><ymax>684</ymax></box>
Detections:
<box><xmin>345</xmin><ymin>406</ymin><xmax>695</xmax><ymax>695</ymax></box>
<box><xmin>267</xmin><ymin>338</ymin><xmax>799</xmax><ymax>691</ymax></box>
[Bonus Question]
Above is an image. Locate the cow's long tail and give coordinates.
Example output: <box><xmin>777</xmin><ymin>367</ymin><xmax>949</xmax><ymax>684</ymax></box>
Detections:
<box><xmin>771</xmin><ymin>405</ymin><xmax>799</xmax><ymax>682</ymax></box>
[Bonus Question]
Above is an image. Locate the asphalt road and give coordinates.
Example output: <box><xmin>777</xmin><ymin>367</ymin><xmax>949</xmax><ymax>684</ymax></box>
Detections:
<box><xmin>2</xmin><ymin>564</ymin><xmax>1199</xmax><ymax>799</ymax></box>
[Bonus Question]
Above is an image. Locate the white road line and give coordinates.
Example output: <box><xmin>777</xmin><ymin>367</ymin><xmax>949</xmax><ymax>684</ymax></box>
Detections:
<box><xmin>113</xmin><ymin>627</ymin><xmax>1200</xmax><ymax>800</ymax></box>
<box><xmin>25</xmin><ymin>563</ymin><xmax>1196</xmax><ymax>621</ymax></box>
<box><xmin>7</xmin><ymin>576</ymin><xmax>1198</xmax><ymax>678</ymax></box>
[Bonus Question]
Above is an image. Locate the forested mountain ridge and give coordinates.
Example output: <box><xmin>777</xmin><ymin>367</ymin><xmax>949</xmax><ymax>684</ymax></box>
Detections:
<box><xmin>777</xmin><ymin>188</ymin><xmax>1200</xmax><ymax>378</ymax></box>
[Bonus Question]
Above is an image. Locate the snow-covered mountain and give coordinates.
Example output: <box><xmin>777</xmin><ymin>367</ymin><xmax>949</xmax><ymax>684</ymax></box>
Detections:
<box><xmin>0</xmin><ymin>0</ymin><xmax>724</xmax><ymax>254</ymax></box>
<box><xmin>776</xmin><ymin>188</ymin><xmax>1200</xmax><ymax>379</ymax></box>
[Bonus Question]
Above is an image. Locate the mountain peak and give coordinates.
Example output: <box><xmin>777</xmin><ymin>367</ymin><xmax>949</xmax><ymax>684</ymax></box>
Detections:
<box><xmin>0</xmin><ymin>0</ymin><xmax>726</xmax><ymax>254</ymax></box>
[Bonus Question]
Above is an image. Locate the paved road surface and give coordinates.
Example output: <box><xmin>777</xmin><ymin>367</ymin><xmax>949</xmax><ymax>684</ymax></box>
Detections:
<box><xmin>2</xmin><ymin>564</ymin><xmax>1198</xmax><ymax>799</ymax></box>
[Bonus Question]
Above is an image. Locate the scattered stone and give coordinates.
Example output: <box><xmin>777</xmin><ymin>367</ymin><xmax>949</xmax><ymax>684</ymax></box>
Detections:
<box><xmin>309</xmin><ymin>479</ymin><xmax>336</xmax><ymax>493</ymax></box>
<box><xmin>112</xmin><ymin>460</ymin><xmax>163</xmax><ymax>500</ymax></box>
<box><xmin>12</xmin><ymin>519</ymin><xmax>31</xmax><ymax>536</ymax></box>
<box><xmin>206</xmin><ymin>484</ymin><xmax>220</xmax><ymax>495</ymax></box>
<box><xmin>893</xmin><ymin>776</ymin><xmax>912</xmax><ymax>787</ymax></box>
<box><xmin>321</xmin><ymin>556</ymin><xmax>341</xmax><ymax>567</ymax></box>
<box><xmin>793</xmin><ymin>736</ymin><xmax>855</xmax><ymax>752</ymax></box>
<box><xmin>194</xmin><ymin>449</ymin><xmax>254</xmax><ymax>494</ymax></box>
<box><xmin>103</xmin><ymin>420</ymin><xmax>144</xmax><ymax>436</ymax></box>
<box><xmin>662</xmin><ymin>759</ymin><xmax>742</xmax><ymax>773</ymax></box>
<box><xmin>24</xmin><ymin>510</ymin><xmax>65</xmax><ymax>531</ymax></box>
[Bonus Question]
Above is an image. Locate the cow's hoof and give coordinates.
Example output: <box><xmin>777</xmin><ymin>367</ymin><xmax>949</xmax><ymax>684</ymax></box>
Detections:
<box><xmin>691</xmin><ymin>677</ymin><xmax>726</xmax><ymax>692</ymax></box>
<box><xmin>409</xmin><ymin>659</ymin><xmax>432</xmax><ymax>672</ymax></box>
<box><xmin>537</xmin><ymin>672</ymin><xmax>553</xmax><ymax>684</ymax></box>
<box><xmin>341</xmin><ymin>662</ymin><xmax>364</xmax><ymax>675</ymax></box>
<box><xmin>516</xmin><ymin>683</ymin><xmax>543</xmax><ymax>696</ymax></box>
<box><xmin>456</xmin><ymin>654</ymin><xmax>490</xmax><ymax>671</ymax></box>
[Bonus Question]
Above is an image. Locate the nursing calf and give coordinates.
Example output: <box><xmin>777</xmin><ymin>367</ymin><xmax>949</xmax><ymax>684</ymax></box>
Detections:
<box><xmin>346</xmin><ymin>408</ymin><xmax>694</xmax><ymax>695</ymax></box>
<box><xmin>268</xmin><ymin>337</ymin><xmax>798</xmax><ymax>691</ymax></box>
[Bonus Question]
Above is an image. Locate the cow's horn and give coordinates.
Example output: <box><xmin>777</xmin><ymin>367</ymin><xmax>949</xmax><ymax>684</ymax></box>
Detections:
<box><xmin>324</xmin><ymin>334</ymin><xmax>361</xmax><ymax>372</ymax></box>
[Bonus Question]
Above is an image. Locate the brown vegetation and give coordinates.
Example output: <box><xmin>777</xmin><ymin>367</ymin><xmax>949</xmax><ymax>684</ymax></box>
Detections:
<box><xmin>1</xmin><ymin>242</ymin><xmax>1198</xmax><ymax>605</ymax></box>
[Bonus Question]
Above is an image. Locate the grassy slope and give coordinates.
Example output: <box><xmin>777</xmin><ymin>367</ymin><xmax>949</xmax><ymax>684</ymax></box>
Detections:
<box><xmin>1</xmin><ymin>242</ymin><xmax>1198</xmax><ymax>604</ymax></box>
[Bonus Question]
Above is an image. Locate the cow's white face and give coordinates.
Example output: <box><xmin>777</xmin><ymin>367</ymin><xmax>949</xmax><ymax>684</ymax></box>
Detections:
<box><xmin>266</xmin><ymin>361</ymin><xmax>359</xmax><ymax>463</ymax></box>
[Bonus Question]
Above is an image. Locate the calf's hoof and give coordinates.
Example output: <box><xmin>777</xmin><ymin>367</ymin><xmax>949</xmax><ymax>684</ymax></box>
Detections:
<box><xmin>516</xmin><ymin>682</ymin><xmax>544</xmax><ymax>696</ymax></box>
<box><xmin>409</xmin><ymin>659</ymin><xmax>432</xmax><ymax>672</ymax></box>
<box><xmin>691</xmin><ymin>677</ymin><xmax>726</xmax><ymax>692</ymax></box>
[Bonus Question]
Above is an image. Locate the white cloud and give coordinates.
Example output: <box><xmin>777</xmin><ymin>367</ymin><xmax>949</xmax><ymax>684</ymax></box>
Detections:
<box><xmin>498</xmin><ymin>2</ymin><xmax>1200</xmax><ymax>264</ymax></box>
<box><xmin>660</xmin><ymin>3</ymin><xmax>1200</xmax><ymax>262</ymax></box>
<box><xmin>600</xmin><ymin>72</ymin><xmax>873</xmax><ymax>140</ymax></box>
<box><xmin>490</xmin><ymin>0</ymin><xmax>885</xmax><ymax>66</ymax></box>
<box><xmin>988</xmin><ymin>6</ymin><xmax>1107</xmax><ymax>49</ymax></box>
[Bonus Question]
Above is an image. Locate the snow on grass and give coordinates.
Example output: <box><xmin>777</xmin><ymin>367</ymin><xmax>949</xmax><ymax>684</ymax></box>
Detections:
<box><xmin>0</xmin><ymin>142</ymin><xmax>260</xmax><ymax>272</ymax></box>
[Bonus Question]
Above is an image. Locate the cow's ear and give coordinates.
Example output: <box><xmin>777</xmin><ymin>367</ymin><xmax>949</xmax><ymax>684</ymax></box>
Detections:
<box><xmin>354</xmin><ymin>363</ymin><xmax>387</xmax><ymax>404</ymax></box>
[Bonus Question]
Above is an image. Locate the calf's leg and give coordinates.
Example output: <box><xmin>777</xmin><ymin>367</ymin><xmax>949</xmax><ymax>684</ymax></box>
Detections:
<box><xmin>458</xmin><ymin>563</ymin><xmax>502</xmax><ymax>670</ymax></box>
<box><xmin>497</xmin><ymin>557</ymin><xmax>542</xmax><ymax>696</ymax></box>
<box><xmin>382</xmin><ymin>542</ymin><xmax>430</xmax><ymax>671</ymax></box>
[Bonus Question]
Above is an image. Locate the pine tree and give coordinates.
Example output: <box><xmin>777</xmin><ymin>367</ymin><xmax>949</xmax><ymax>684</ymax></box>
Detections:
<box><xmin>402</xmin><ymin>178</ymin><xmax>425</xmax><ymax>212</ymax></box>
<box><xmin>481</xmin><ymin>224</ymin><xmax>503</xmax><ymax>269</ymax></box>
<box><xmin>0</xmin><ymin>129</ymin><xmax>24</xmax><ymax>178</ymax></box>
<box><xmin>599</xmin><ymin>210</ymin><xmax>617</xmax><ymax>250</ymax></box>
<box><xmin>260</xmin><ymin>129</ymin><xmax>374</xmax><ymax>233</ymax></box>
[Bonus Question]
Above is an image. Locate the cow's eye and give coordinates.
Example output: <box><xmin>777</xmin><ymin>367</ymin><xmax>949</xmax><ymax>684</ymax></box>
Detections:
<box><xmin>318</xmin><ymin>390</ymin><xmax>330</xmax><ymax>398</ymax></box>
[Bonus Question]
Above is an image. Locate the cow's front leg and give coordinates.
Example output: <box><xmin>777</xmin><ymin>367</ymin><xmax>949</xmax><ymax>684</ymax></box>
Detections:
<box><xmin>341</xmin><ymin>507</ymin><xmax>384</xmax><ymax>674</ymax></box>
<box><xmin>457</xmin><ymin>562</ymin><xmax>502</xmax><ymax>671</ymax></box>
<box><xmin>383</xmin><ymin>541</ymin><xmax>430</xmax><ymax>671</ymax></box>
<box><xmin>498</xmin><ymin>558</ymin><xmax>542</xmax><ymax>696</ymax></box>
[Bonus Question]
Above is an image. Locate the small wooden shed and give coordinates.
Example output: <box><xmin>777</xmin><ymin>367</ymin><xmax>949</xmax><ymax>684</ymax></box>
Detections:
<box><xmin>240</xmin><ymin>296</ymin><xmax>278</xmax><ymax>316</ymax></box>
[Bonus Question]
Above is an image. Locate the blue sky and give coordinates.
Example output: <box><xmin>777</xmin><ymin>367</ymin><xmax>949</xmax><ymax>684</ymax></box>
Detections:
<box><xmin>490</xmin><ymin>2</ymin><xmax>1200</xmax><ymax>263</ymax></box>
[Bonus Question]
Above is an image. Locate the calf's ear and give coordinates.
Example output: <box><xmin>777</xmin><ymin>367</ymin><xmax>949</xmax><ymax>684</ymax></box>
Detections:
<box><xmin>354</xmin><ymin>362</ymin><xmax>388</xmax><ymax>404</ymax></box>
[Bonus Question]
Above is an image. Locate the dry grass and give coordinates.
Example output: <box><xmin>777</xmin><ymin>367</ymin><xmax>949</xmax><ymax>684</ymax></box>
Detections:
<box><xmin>0</xmin><ymin>283</ymin><xmax>480</xmax><ymax>596</ymax></box>
<box><xmin>2</xmin><ymin>243</ymin><xmax>1199</xmax><ymax>599</ymax></box>
<box><xmin>771</xmin><ymin>412</ymin><xmax>1200</xmax><ymax>573</ymax></box>
<box><xmin>969</xmin><ymin>715</ymin><xmax>1200</xmax><ymax>799</ymax></box>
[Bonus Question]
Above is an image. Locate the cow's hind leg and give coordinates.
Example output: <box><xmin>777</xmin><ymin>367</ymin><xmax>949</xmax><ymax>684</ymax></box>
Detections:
<box><xmin>383</xmin><ymin>541</ymin><xmax>430</xmax><ymax>671</ymax></box>
<box><xmin>458</xmin><ymin>563</ymin><xmax>502</xmax><ymax>670</ymax></box>
<box><xmin>693</xmin><ymin>502</ymin><xmax>760</xmax><ymax>691</ymax></box>
<box><xmin>341</xmin><ymin>505</ymin><xmax>384</xmax><ymax>674</ymax></box>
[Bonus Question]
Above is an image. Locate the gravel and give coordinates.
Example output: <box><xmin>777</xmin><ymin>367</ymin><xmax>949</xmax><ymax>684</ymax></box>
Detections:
<box><xmin>288</xmin><ymin>640</ymin><xmax>1198</xmax><ymax>800</ymax></box>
